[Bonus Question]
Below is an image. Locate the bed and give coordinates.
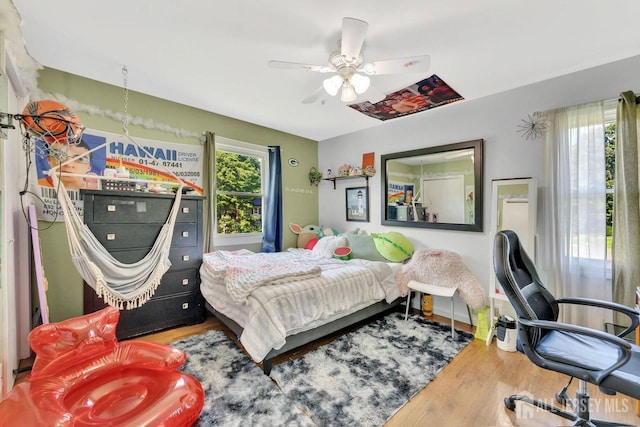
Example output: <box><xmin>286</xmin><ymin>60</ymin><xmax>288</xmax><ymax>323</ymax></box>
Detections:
<box><xmin>199</xmin><ymin>248</ymin><xmax>403</xmax><ymax>374</ymax></box>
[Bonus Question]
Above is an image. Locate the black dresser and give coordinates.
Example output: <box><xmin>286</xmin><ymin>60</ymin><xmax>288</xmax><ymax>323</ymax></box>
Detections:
<box><xmin>81</xmin><ymin>190</ymin><xmax>206</xmax><ymax>339</ymax></box>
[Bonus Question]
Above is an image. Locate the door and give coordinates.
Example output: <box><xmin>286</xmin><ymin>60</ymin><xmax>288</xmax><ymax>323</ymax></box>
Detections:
<box><xmin>0</xmin><ymin>44</ymin><xmax>30</xmax><ymax>397</ymax></box>
<box><xmin>422</xmin><ymin>175</ymin><xmax>465</xmax><ymax>223</ymax></box>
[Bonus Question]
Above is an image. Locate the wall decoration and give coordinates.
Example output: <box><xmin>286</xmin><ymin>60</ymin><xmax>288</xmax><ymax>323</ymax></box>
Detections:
<box><xmin>288</xmin><ymin>158</ymin><xmax>299</xmax><ymax>167</ymax></box>
<box><xmin>387</xmin><ymin>181</ymin><xmax>413</xmax><ymax>205</ymax></box>
<box><xmin>348</xmin><ymin>75</ymin><xmax>464</xmax><ymax>121</ymax></box>
<box><xmin>30</xmin><ymin>128</ymin><xmax>205</xmax><ymax>221</ymax></box>
<box><xmin>309</xmin><ymin>167</ymin><xmax>322</xmax><ymax>186</ymax></box>
<box><xmin>346</xmin><ymin>186</ymin><xmax>369</xmax><ymax>222</ymax></box>
<box><xmin>516</xmin><ymin>111</ymin><xmax>549</xmax><ymax>140</ymax></box>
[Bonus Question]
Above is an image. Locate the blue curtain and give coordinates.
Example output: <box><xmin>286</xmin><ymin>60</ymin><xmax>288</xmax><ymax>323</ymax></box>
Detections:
<box><xmin>262</xmin><ymin>146</ymin><xmax>283</xmax><ymax>252</ymax></box>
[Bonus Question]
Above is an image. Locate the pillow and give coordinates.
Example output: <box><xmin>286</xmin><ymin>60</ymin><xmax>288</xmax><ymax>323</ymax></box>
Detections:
<box><xmin>332</xmin><ymin>246</ymin><xmax>352</xmax><ymax>260</ymax></box>
<box><xmin>311</xmin><ymin>236</ymin><xmax>348</xmax><ymax>259</ymax></box>
<box><xmin>341</xmin><ymin>231</ymin><xmax>386</xmax><ymax>261</ymax></box>
<box><xmin>371</xmin><ymin>231</ymin><xmax>414</xmax><ymax>262</ymax></box>
<box><xmin>304</xmin><ymin>237</ymin><xmax>319</xmax><ymax>250</ymax></box>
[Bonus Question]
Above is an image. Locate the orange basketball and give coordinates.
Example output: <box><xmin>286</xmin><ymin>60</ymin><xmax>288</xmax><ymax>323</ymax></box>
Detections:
<box><xmin>21</xmin><ymin>100</ymin><xmax>84</xmax><ymax>144</ymax></box>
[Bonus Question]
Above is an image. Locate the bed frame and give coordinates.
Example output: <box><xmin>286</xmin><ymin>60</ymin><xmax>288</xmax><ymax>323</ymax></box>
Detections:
<box><xmin>205</xmin><ymin>298</ymin><xmax>403</xmax><ymax>375</ymax></box>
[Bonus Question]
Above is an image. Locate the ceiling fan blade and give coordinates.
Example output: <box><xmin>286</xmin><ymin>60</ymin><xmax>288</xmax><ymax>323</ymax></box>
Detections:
<box><xmin>361</xmin><ymin>55</ymin><xmax>431</xmax><ymax>75</ymax></box>
<box><xmin>301</xmin><ymin>86</ymin><xmax>326</xmax><ymax>104</ymax></box>
<box><xmin>268</xmin><ymin>60</ymin><xmax>334</xmax><ymax>73</ymax></box>
<box><xmin>341</xmin><ymin>17</ymin><xmax>368</xmax><ymax>61</ymax></box>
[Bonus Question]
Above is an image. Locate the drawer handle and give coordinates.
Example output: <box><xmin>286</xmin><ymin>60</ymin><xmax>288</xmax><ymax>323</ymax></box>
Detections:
<box><xmin>182</xmin><ymin>231</ymin><xmax>189</xmax><ymax>237</ymax></box>
<box><xmin>182</xmin><ymin>207</ymin><xmax>190</xmax><ymax>214</ymax></box>
<box><xmin>182</xmin><ymin>278</ymin><xmax>189</xmax><ymax>286</ymax></box>
<box><xmin>182</xmin><ymin>255</ymin><xmax>190</xmax><ymax>261</ymax></box>
<box><xmin>106</xmin><ymin>233</ymin><xmax>116</xmax><ymax>240</ymax></box>
<box><xmin>182</xmin><ymin>303</ymin><xmax>189</xmax><ymax>310</ymax></box>
<box><xmin>107</xmin><ymin>205</ymin><xmax>116</xmax><ymax>212</ymax></box>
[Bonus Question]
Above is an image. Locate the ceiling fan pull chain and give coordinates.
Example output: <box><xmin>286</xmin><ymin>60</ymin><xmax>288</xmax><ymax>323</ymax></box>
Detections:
<box><xmin>122</xmin><ymin>65</ymin><xmax>129</xmax><ymax>135</ymax></box>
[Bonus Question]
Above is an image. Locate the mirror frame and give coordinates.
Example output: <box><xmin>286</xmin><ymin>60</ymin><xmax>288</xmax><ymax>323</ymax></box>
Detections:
<box><xmin>381</xmin><ymin>139</ymin><xmax>484</xmax><ymax>232</ymax></box>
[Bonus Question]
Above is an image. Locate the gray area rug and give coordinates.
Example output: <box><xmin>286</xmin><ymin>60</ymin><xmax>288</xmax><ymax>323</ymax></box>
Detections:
<box><xmin>171</xmin><ymin>311</ymin><xmax>473</xmax><ymax>426</ymax></box>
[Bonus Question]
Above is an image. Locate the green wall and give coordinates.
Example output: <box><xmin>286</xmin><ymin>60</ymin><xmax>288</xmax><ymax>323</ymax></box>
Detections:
<box><xmin>35</xmin><ymin>67</ymin><xmax>319</xmax><ymax>321</ymax></box>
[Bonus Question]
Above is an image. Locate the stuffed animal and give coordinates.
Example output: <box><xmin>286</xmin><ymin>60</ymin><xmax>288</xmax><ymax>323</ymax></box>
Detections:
<box><xmin>289</xmin><ymin>223</ymin><xmax>321</xmax><ymax>248</ymax></box>
<box><xmin>318</xmin><ymin>225</ymin><xmax>339</xmax><ymax>238</ymax></box>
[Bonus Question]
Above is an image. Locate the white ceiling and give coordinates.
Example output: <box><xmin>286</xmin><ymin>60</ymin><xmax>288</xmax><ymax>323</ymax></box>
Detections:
<box><xmin>11</xmin><ymin>1</ymin><xmax>640</xmax><ymax>142</ymax></box>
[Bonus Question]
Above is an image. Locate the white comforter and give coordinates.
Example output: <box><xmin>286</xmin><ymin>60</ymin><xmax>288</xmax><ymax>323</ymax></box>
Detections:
<box><xmin>202</xmin><ymin>249</ymin><xmax>322</xmax><ymax>303</ymax></box>
<box><xmin>200</xmin><ymin>249</ymin><xmax>400</xmax><ymax>362</ymax></box>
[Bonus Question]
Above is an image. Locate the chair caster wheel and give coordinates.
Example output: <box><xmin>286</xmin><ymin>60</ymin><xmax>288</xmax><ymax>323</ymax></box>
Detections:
<box><xmin>555</xmin><ymin>392</ymin><xmax>566</xmax><ymax>406</ymax></box>
<box><xmin>504</xmin><ymin>397</ymin><xmax>516</xmax><ymax>411</ymax></box>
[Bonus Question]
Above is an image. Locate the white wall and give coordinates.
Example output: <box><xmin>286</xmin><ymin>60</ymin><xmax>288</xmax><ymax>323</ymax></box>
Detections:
<box><xmin>318</xmin><ymin>54</ymin><xmax>640</xmax><ymax>322</ymax></box>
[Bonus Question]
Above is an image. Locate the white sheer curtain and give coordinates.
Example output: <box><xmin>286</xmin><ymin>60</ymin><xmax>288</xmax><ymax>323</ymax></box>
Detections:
<box><xmin>540</xmin><ymin>100</ymin><xmax>610</xmax><ymax>330</ymax></box>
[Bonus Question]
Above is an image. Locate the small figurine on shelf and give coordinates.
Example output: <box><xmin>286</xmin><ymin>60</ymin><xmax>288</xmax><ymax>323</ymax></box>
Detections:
<box><xmin>349</xmin><ymin>166</ymin><xmax>362</xmax><ymax>176</ymax></box>
<box><xmin>338</xmin><ymin>164</ymin><xmax>351</xmax><ymax>177</ymax></box>
<box><xmin>327</xmin><ymin>168</ymin><xmax>334</xmax><ymax>178</ymax></box>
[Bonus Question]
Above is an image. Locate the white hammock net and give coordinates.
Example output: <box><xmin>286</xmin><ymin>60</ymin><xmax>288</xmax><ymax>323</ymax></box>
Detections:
<box><xmin>53</xmin><ymin>173</ymin><xmax>184</xmax><ymax>309</ymax></box>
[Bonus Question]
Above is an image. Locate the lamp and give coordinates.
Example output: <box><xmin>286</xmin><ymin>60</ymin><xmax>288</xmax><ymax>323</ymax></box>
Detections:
<box><xmin>351</xmin><ymin>73</ymin><xmax>370</xmax><ymax>94</ymax></box>
<box><xmin>322</xmin><ymin>75</ymin><xmax>342</xmax><ymax>96</ymax></box>
<box><xmin>340</xmin><ymin>82</ymin><xmax>357</xmax><ymax>102</ymax></box>
<box><xmin>323</xmin><ymin>71</ymin><xmax>370</xmax><ymax>103</ymax></box>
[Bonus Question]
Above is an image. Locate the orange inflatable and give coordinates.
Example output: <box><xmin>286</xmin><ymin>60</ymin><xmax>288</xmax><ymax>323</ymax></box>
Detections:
<box><xmin>0</xmin><ymin>307</ymin><xmax>204</xmax><ymax>426</ymax></box>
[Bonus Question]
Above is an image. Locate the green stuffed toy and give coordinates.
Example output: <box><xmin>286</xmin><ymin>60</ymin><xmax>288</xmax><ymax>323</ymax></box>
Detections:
<box><xmin>289</xmin><ymin>223</ymin><xmax>321</xmax><ymax>248</ymax></box>
<box><xmin>318</xmin><ymin>225</ymin><xmax>339</xmax><ymax>238</ymax></box>
<box><xmin>371</xmin><ymin>231</ymin><xmax>414</xmax><ymax>262</ymax></box>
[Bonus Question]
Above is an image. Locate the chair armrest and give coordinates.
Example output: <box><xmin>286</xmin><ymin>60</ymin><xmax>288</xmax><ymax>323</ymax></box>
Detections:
<box><xmin>518</xmin><ymin>317</ymin><xmax>632</xmax><ymax>384</ymax></box>
<box><xmin>556</xmin><ymin>297</ymin><xmax>640</xmax><ymax>337</ymax></box>
<box><xmin>116</xmin><ymin>341</ymin><xmax>187</xmax><ymax>370</ymax></box>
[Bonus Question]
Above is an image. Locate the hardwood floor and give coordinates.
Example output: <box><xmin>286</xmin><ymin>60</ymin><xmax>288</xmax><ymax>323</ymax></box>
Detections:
<box><xmin>15</xmin><ymin>311</ymin><xmax>640</xmax><ymax>426</ymax></box>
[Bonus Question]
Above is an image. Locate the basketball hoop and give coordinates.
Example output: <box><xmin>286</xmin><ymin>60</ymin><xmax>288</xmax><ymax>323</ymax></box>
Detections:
<box><xmin>17</xmin><ymin>99</ymin><xmax>84</xmax><ymax>153</ymax></box>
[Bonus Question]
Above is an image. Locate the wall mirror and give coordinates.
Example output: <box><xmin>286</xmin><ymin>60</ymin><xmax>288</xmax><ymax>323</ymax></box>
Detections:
<box><xmin>381</xmin><ymin>139</ymin><xmax>483</xmax><ymax>231</ymax></box>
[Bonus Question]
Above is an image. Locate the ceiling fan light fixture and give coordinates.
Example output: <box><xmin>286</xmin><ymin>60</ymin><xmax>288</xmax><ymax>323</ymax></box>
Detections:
<box><xmin>351</xmin><ymin>73</ymin><xmax>370</xmax><ymax>94</ymax></box>
<box><xmin>323</xmin><ymin>75</ymin><xmax>343</xmax><ymax>96</ymax></box>
<box><xmin>340</xmin><ymin>82</ymin><xmax>357</xmax><ymax>103</ymax></box>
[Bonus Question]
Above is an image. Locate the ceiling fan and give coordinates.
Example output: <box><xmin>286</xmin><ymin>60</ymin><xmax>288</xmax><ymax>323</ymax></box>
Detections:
<box><xmin>268</xmin><ymin>17</ymin><xmax>431</xmax><ymax>104</ymax></box>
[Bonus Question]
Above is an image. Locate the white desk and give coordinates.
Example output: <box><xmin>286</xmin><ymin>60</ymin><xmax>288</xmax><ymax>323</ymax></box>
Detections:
<box><xmin>404</xmin><ymin>280</ymin><xmax>458</xmax><ymax>337</ymax></box>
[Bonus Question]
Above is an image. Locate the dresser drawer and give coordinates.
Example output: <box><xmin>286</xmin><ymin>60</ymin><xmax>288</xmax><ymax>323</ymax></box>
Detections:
<box><xmin>86</xmin><ymin>196</ymin><xmax>200</xmax><ymax>224</ymax></box>
<box><xmin>83</xmin><ymin>284</ymin><xmax>205</xmax><ymax>340</ymax></box>
<box><xmin>115</xmin><ymin>292</ymin><xmax>205</xmax><ymax>339</ymax></box>
<box><xmin>88</xmin><ymin>222</ymin><xmax>198</xmax><ymax>250</ymax></box>
<box><xmin>154</xmin><ymin>269</ymin><xmax>200</xmax><ymax>298</ymax></box>
<box><xmin>109</xmin><ymin>246</ymin><xmax>202</xmax><ymax>271</ymax></box>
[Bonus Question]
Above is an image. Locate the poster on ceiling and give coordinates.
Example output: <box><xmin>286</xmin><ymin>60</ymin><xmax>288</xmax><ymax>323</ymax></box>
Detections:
<box><xmin>30</xmin><ymin>128</ymin><xmax>204</xmax><ymax>221</ymax></box>
<box><xmin>348</xmin><ymin>74</ymin><xmax>464</xmax><ymax>121</ymax></box>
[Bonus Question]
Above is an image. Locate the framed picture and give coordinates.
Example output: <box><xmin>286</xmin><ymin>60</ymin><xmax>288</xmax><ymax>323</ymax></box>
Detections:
<box><xmin>345</xmin><ymin>186</ymin><xmax>369</xmax><ymax>222</ymax></box>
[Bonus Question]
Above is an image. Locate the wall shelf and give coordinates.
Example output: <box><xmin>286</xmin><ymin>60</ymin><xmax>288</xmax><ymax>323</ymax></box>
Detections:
<box><xmin>323</xmin><ymin>174</ymin><xmax>372</xmax><ymax>189</ymax></box>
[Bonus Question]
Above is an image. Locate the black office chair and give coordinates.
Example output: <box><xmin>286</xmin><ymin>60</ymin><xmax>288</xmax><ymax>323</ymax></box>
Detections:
<box><xmin>493</xmin><ymin>230</ymin><xmax>640</xmax><ymax>426</ymax></box>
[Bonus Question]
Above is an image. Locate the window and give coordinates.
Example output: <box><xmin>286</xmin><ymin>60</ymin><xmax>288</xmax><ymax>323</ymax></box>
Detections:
<box><xmin>602</xmin><ymin>100</ymin><xmax>617</xmax><ymax>265</ymax></box>
<box><xmin>214</xmin><ymin>138</ymin><xmax>268</xmax><ymax>245</ymax></box>
<box><xmin>605</xmin><ymin>120</ymin><xmax>615</xmax><ymax>264</ymax></box>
